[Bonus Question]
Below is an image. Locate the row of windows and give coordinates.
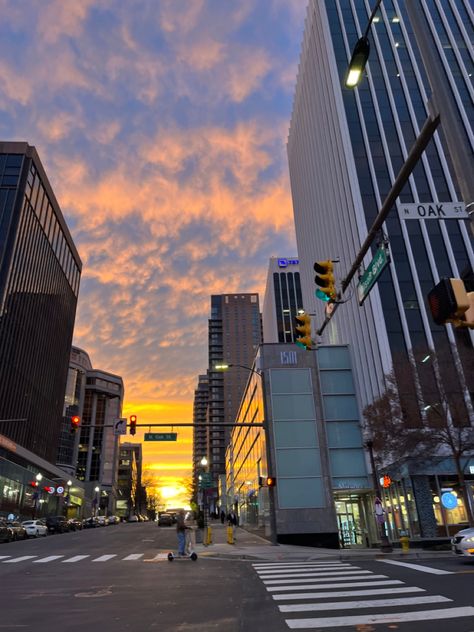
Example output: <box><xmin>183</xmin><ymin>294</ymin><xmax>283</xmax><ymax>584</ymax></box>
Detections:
<box><xmin>25</xmin><ymin>162</ymin><xmax>80</xmax><ymax>297</ymax></box>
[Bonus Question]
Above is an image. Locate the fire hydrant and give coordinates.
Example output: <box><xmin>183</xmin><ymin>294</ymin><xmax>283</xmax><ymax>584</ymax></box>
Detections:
<box><xmin>400</xmin><ymin>534</ymin><xmax>410</xmax><ymax>552</ymax></box>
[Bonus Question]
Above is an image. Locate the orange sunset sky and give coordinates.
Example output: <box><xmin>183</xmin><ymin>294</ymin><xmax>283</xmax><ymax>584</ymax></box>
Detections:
<box><xmin>0</xmin><ymin>0</ymin><xmax>308</xmax><ymax>507</ymax></box>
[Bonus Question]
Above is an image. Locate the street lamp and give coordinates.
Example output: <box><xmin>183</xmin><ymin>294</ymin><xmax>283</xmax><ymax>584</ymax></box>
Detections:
<box><xmin>94</xmin><ymin>486</ymin><xmax>100</xmax><ymax>516</ymax></box>
<box><xmin>365</xmin><ymin>440</ymin><xmax>393</xmax><ymax>552</ymax></box>
<box><xmin>215</xmin><ymin>362</ymin><xmax>278</xmax><ymax>546</ymax></box>
<box><xmin>345</xmin><ymin>0</ymin><xmax>382</xmax><ymax>88</ymax></box>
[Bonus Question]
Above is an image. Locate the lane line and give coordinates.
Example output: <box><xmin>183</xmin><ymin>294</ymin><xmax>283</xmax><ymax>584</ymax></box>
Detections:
<box><xmin>278</xmin><ymin>595</ymin><xmax>452</xmax><ymax>612</ymax></box>
<box><xmin>2</xmin><ymin>556</ymin><xmax>37</xmax><ymax>564</ymax></box>
<box><xmin>264</xmin><ymin>574</ymin><xmax>388</xmax><ymax>585</ymax></box>
<box><xmin>253</xmin><ymin>563</ymin><xmax>347</xmax><ymax>569</ymax></box>
<box><xmin>122</xmin><ymin>553</ymin><xmax>144</xmax><ymax>561</ymax></box>
<box><xmin>33</xmin><ymin>556</ymin><xmax>64</xmax><ymax>563</ymax></box>
<box><xmin>62</xmin><ymin>555</ymin><xmax>90</xmax><ymax>563</ymax></box>
<box><xmin>0</xmin><ymin>556</ymin><xmax>11</xmax><ymax>561</ymax></box>
<box><xmin>257</xmin><ymin>567</ymin><xmax>357</xmax><ymax>575</ymax></box>
<box><xmin>259</xmin><ymin>570</ymin><xmax>368</xmax><ymax>580</ymax></box>
<box><xmin>267</xmin><ymin>579</ymin><xmax>403</xmax><ymax>592</ymax></box>
<box><xmin>285</xmin><ymin>606</ymin><xmax>474</xmax><ymax>629</ymax></box>
<box><xmin>92</xmin><ymin>554</ymin><xmax>117</xmax><ymax>562</ymax></box>
<box><xmin>377</xmin><ymin>559</ymin><xmax>454</xmax><ymax>575</ymax></box>
<box><xmin>273</xmin><ymin>586</ymin><xmax>425</xmax><ymax>601</ymax></box>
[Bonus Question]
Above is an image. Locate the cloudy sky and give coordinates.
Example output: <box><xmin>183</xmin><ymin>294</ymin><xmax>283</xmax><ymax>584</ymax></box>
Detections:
<box><xmin>0</xmin><ymin>0</ymin><xmax>307</xmax><ymax>505</ymax></box>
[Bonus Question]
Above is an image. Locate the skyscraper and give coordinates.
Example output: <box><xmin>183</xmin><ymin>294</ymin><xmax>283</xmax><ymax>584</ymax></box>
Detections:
<box><xmin>192</xmin><ymin>373</ymin><xmax>209</xmax><ymax>481</ymax></box>
<box><xmin>262</xmin><ymin>256</ymin><xmax>304</xmax><ymax>343</ymax></box>
<box><xmin>0</xmin><ymin>142</ymin><xmax>82</xmax><ymax>463</ymax></box>
<box><xmin>288</xmin><ymin>2</ymin><xmax>473</xmax><ymax>414</ymax></box>
<box><xmin>207</xmin><ymin>294</ymin><xmax>262</xmax><ymax>480</ymax></box>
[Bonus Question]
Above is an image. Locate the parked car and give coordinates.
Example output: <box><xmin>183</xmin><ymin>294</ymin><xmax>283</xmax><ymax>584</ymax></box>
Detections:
<box><xmin>452</xmin><ymin>527</ymin><xmax>474</xmax><ymax>557</ymax></box>
<box><xmin>83</xmin><ymin>517</ymin><xmax>99</xmax><ymax>529</ymax></box>
<box><xmin>127</xmin><ymin>515</ymin><xmax>139</xmax><ymax>522</ymax></box>
<box><xmin>21</xmin><ymin>519</ymin><xmax>48</xmax><ymax>538</ymax></box>
<box><xmin>96</xmin><ymin>515</ymin><xmax>108</xmax><ymax>526</ymax></box>
<box><xmin>0</xmin><ymin>519</ymin><xmax>13</xmax><ymax>543</ymax></box>
<box><xmin>67</xmin><ymin>518</ymin><xmax>83</xmax><ymax>531</ymax></box>
<box><xmin>107</xmin><ymin>515</ymin><xmax>119</xmax><ymax>525</ymax></box>
<box><xmin>158</xmin><ymin>513</ymin><xmax>173</xmax><ymax>527</ymax></box>
<box><xmin>6</xmin><ymin>521</ymin><xmax>27</xmax><ymax>540</ymax></box>
<box><xmin>45</xmin><ymin>515</ymin><xmax>69</xmax><ymax>534</ymax></box>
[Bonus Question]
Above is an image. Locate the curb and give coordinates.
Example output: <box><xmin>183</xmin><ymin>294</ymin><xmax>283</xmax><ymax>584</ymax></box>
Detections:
<box><xmin>197</xmin><ymin>550</ymin><xmax>454</xmax><ymax>562</ymax></box>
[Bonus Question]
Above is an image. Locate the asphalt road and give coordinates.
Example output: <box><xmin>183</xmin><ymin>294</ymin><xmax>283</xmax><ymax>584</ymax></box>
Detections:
<box><xmin>0</xmin><ymin>523</ymin><xmax>474</xmax><ymax>631</ymax></box>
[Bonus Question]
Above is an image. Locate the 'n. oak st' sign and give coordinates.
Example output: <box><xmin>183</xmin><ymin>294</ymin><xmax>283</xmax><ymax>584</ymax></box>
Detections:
<box><xmin>396</xmin><ymin>201</ymin><xmax>467</xmax><ymax>220</ymax></box>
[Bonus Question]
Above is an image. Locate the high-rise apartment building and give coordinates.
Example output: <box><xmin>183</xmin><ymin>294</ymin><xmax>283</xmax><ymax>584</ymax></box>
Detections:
<box><xmin>207</xmin><ymin>294</ymin><xmax>262</xmax><ymax>479</ymax></box>
<box><xmin>0</xmin><ymin>142</ymin><xmax>82</xmax><ymax>463</ymax></box>
<box><xmin>288</xmin><ymin>2</ymin><xmax>473</xmax><ymax>410</ymax></box>
<box><xmin>192</xmin><ymin>374</ymin><xmax>209</xmax><ymax>480</ymax></box>
<box><xmin>262</xmin><ymin>257</ymin><xmax>304</xmax><ymax>343</ymax></box>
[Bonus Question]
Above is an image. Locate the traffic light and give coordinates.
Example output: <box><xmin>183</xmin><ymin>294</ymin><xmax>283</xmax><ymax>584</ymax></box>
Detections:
<box><xmin>259</xmin><ymin>476</ymin><xmax>277</xmax><ymax>487</ymax></box>
<box><xmin>294</xmin><ymin>311</ymin><xmax>312</xmax><ymax>350</ymax></box>
<box><xmin>427</xmin><ymin>278</ymin><xmax>472</xmax><ymax>327</ymax></box>
<box><xmin>130</xmin><ymin>415</ymin><xmax>137</xmax><ymax>436</ymax></box>
<box><xmin>266</xmin><ymin>476</ymin><xmax>276</xmax><ymax>488</ymax></box>
<box><xmin>70</xmin><ymin>415</ymin><xmax>80</xmax><ymax>433</ymax></box>
<box><xmin>314</xmin><ymin>260</ymin><xmax>336</xmax><ymax>301</ymax></box>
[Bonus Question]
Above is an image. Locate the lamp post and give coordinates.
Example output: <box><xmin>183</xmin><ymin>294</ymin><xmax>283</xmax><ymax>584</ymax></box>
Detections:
<box><xmin>215</xmin><ymin>363</ymin><xmax>278</xmax><ymax>546</ymax></box>
<box><xmin>32</xmin><ymin>473</ymin><xmax>43</xmax><ymax>519</ymax></box>
<box><xmin>345</xmin><ymin>0</ymin><xmax>382</xmax><ymax>88</ymax></box>
<box><xmin>365</xmin><ymin>440</ymin><xmax>393</xmax><ymax>552</ymax></box>
<box><xmin>200</xmin><ymin>457</ymin><xmax>210</xmax><ymax>544</ymax></box>
<box><xmin>94</xmin><ymin>486</ymin><xmax>100</xmax><ymax>517</ymax></box>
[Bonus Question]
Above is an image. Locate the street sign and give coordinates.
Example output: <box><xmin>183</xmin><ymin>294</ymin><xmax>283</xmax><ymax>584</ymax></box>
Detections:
<box><xmin>357</xmin><ymin>243</ymin><xmax>390</xmax><ymax>305</ymax></box>
<box><xmin>396</xmin><ymin>201</ymin><xmax>467</xmax><ymax>220</ymax></box>
<box><xmin>114</xmin><ymin>418</ymin><xmax>127</xmax><ymax>436</ymax></box>
<box><xmin>144</xmin><ymin>432</ymin><xmax>177</xmax><ymax>441</ymax></box>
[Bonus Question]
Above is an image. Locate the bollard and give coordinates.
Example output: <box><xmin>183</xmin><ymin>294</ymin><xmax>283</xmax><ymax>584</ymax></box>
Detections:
<box><xmin>227</xmin><ymin>525</ymin><xmax>234</xmax><ymax>544</ymax></box>
<box><xmin>205</xmin><ymin>525</ymin><xmax>212</xmax><ymax>545</ymax></box>
<box><xmin>400</xmin><ymin>535</ymin><xmax>410</xmax><ymax>552</ymax></box>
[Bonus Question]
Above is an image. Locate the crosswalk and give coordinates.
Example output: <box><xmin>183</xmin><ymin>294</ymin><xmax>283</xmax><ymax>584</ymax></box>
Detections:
<box><xmin>252</xmin><ymin>560</ymin><xmax>474</xmax><ymax>629</ymax></box>
<box><xmin>0</xmin><ymin>552</ymin><xmax>162</xmax><ymax>564</ymax></box>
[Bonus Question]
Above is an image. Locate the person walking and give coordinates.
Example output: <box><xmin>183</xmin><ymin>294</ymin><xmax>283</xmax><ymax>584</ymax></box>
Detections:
<box><xmin>176</xmin><ymin>509</ymin><xmax>187</xmax><ymax>556</ymax></box>
<box><xmin>220</xmin><ymin>509</ymin><xmax>226</xmax><ymax>524</ymax></box>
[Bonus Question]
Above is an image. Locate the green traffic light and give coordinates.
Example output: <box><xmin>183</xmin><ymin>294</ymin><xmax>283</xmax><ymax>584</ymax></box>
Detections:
<box><xmin>316</xmin><ymin>289</ymin><xmax>331</xmax><ymax>302</ymax></box>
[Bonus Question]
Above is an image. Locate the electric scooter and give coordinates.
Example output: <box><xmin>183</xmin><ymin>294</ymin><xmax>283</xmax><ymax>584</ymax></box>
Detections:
<box><xmin>168</xmin><ymin>527</ymin><xmax>198</xmax><ymax>561</ymax></box>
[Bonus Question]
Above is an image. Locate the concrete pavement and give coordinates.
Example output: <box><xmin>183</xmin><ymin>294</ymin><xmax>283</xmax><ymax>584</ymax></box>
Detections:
<box><xmin>196</xmin><ymin>522</ymin><xmax>453</xmax><ymax>562</ymax></box>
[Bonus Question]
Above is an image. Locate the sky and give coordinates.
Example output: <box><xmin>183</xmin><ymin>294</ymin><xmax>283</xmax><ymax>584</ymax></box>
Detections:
<box><xmin>0</xmin><ymin>0</ymin><xmax>308</xmax><ymax>507</ymax></box>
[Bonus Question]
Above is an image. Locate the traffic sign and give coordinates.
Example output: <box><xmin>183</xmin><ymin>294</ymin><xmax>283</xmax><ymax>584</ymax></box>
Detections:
<box><xmin>357</xmin><ymin>243</ymin><xmax>390</xmax><ymax>305</ymax></box>
<box><xmin>114</xmin><ymin>418</ymin><xmax>127</xmax><ymax>436</ymax></box>
<box><xmin>144</xmin><ymin>432</ymin><xmax>177</xmax><ymax>441</ymax></box>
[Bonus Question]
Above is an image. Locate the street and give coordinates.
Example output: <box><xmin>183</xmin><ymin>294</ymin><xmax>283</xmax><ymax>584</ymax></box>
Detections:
<box><xmin>1</xmin><ymin>523</ymin><xmax>474</xmax><ymax>631</ymax></box>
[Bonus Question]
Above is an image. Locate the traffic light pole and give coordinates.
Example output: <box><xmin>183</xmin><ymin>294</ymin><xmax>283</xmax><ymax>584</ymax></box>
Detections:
<box><xmin>317</xmin><ymin>113</ymin><xmax>440</xmax><ymax>336</ymax></box>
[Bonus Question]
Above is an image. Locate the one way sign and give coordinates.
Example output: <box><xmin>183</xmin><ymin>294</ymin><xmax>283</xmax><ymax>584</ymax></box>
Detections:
<box><xmin>397</xmin><ymin>201</ymin><xmax>467</xmax><ymax>220</ymax></box>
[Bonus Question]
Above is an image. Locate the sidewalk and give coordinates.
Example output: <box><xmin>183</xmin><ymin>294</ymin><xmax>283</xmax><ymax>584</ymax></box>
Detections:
<box><xmin>195</xmin><ymin>523</ymin><xmax>453</xmax><ymax>562</ymax></box>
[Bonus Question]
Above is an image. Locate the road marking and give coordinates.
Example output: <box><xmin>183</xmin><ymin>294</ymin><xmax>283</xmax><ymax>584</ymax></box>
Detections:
<box><xmin>122</xmin><ymin>554</ymin><xmax>144</xmax><ymax>561</ymax></box>
<box><xmin>264</xmin><ymin>574</ymin><xmax>388</xmax><ymax>585</ymax></box>
<box><xmin>92</xmin><ymin>554</ymin><xmax>117</xmax><ymax>562</ymax></box>
<box><xmin>267</xmin><ymin>579</ymin><xmax>403</xmax><ymax>592</ymax></box>
<box><xmin>2</xmin><ymin>556</ymin><xmax>37</xmax><ymax>563</ymax></box>
<box><xmin>257</xmin><ymin>567</ymin><xmax>356</xmax><ymax>575</ymax></box>
<box><xmin>62</xmin><ymin>555</ymin><xmax>90</xmax><ymax>563</ymax></box>
<box><xmin>273</xmin><ymin>586</ymin><xmax>425</xmax><ymax>601</ymax></box>
<box><xmin>143</xmin><ymin>553</ymin><xmax>169</xmax><ymax>562</ymax></box>
<box><xmin>285</xmin><ymin>606</ymin><xmax>474</xmax><ymax>628</ymax></box>
<box><xmin>259</xmin><ymin>570</ymin><xmax>369</xmax><ymax>580</ymax></box>
<box><xmin>279</xmin><ymin>594</ymin><xmax>452</xmax><ymax>612</ymax></box>
<box><xmin>0</xmin><ymin>556</ymin><xmax>11</xmax><ymax>561</ymax></box>
<box><xmin>33</xmin><ymin>556</ymin><xmax>64</xmax><ymax>563</ymax></box>
<box><xmin>377</xmin><ymin>559</ymin><xmax>453</xmax><ymax>575</ymax></box>
<box><xmin>253</xmin><ymin>563</ymin><xmax>348</xmax><ymax>569</ymax></box>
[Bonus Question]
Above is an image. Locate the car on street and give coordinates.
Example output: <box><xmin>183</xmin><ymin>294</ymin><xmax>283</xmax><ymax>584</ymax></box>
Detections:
<box><xmin>6</xmin><ymin>521</ymin><xmax>27</xmax><ymax>540</ymax></box>
<box><xmin>21</xmin><ymin>519</ymin><xmax>48</xmax><ymax>538</ymax></box>
<box><xmin>83</xmin><ymin>517</ymin><xmax>99</xmax><ymax>529</ymax></box>
<box><xmin>67</xmin><ymin>518</ymin><xmax>83</xmax><ymax>531</ymax></box>
<box><xmin>158</xmin><ymin>513</ymin><xmax>173</xmax><ymax>527</ymax></box>
<box><xmin>127</xmin><ymin>515</ymin><xmax>139</xmax><ymax>522</ymax></box>
<box><xmin>96</xmin><ymin>515</ymin><xmax>108</xmax><ymax>526</ymax></box>
<box><xmin>0</xmin><ymin>519</ymin><xmax>13</xmax><ymax>543</ymax></box>
<box><xmin>45</xmin><ymin>515</ymin><xmax>69</xmax><ymax>534</ymax></box>
<box><xmin>107</xmin><ymin>515</ymin><xmax>119</xmax><ymax>525</ymax></box>
<box><xmin>452</xmin><ymin>526</ymin><xmax>474</xmax><ymax>557</ymax></box>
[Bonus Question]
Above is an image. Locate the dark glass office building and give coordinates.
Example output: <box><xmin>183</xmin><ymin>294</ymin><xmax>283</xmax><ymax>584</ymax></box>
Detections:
<box><xmin>0</xmin><ymin>142</ymin><xmax>82</xmax><ymax>463</ymax></box>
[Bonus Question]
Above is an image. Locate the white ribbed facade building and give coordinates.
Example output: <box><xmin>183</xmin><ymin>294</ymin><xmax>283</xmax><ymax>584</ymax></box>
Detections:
<box><xmin>262</xmin><ymin>257</ymin><xmax>304</xmax><ymax>343</ymax></box>
<box><xmin>288</xmin><ymin>0</ymin><xmax>474</xmax><ymax>413</ymax></box>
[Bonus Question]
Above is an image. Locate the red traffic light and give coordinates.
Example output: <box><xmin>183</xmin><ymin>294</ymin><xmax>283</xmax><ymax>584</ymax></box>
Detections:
<box><xmin>382</xmin><ymin>475</ymin><xmax>392</xmax><ymax>488</ymax></box>
<box><xmin>70</xmin><ymin>415</ymin><xmax>80</xmax><ymax>433</ymax></box>
<box><xmin>130</xmin><ymin>415</ymin><xmax>137</xmax><ymax>435</ymax></box>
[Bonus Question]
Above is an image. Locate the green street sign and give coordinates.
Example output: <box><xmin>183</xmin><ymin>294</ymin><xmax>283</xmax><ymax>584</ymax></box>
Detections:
<box><xmin>357</xmin><ymin>243</ymin><xmax>390</xmax><ymax>305</ymax></box>
<box><xmin>144</xmin><ymin>432</ymin><xmax>177</xmax><ymax>441</ymax></box>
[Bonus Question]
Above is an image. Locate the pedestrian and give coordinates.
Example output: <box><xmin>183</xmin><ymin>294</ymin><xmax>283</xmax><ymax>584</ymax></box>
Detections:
<box><xmin>176</xmin><ymin>509</ymin><xmax>187</xmax><ymax>556</ymax></box>
<box><xmin>227</xmin><ymin>509</ymin><xmax>238</xmax><ymax>542</ymax></box>
<box><xmin>220</xmin><ymin>509</ymin><xmax>225</xmax><ymax>524</ymax></box>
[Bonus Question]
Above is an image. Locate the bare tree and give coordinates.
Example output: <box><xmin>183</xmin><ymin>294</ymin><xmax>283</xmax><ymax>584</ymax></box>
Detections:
<box><xmin>362</xmin><ymin>343</ymin><xmax>474</xmax><ymax>527</ymax></box>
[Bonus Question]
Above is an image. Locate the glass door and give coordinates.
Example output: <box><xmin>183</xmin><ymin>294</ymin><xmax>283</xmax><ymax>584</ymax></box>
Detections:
<box><xmin>335</xmin><ymin>496</ymin><xmax>365</xmax><ymax>547</ymax></box>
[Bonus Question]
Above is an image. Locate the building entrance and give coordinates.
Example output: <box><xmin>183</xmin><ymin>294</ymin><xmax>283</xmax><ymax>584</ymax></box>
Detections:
<box><xmin>334</xmin><ymin>495</ymin><xmax>368</xmax><ymax>548</ymax></box>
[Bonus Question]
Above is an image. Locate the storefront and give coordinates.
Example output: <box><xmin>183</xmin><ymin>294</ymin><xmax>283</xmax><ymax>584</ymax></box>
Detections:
<box><xmin>333</xmin><ymin>492</ymin><xmax>375</xmax><ymax>548</ymax></box>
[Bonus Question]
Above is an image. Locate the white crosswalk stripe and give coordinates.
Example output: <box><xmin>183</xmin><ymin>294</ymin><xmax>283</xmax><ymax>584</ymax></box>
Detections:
<box><xmin>92</xmin><ymin>554</ymin><xmax>117</xmax><ymax>562</ymax></box>
<box><xmin>0</xmin><ymin>556</ymin><xmax>11</xmax><ymax>561</ymax></box>
<box><xmin>62</xmin><ymin>555</ymin><xmax>90</xmax><ymax>563</ymax></box>
<box><xmin>2</xmin><ymin>555</ymin><xmax>37</xmax><ymax>563</ymax></box>
<box><xmin>33</xmin><ymin>555</ymin><xmax>64</xmax><ymax>563</ymax></box>
<box><xmin>122</xmin><ymin>553</ymin><xmax>144</xmax><ymax>561</ymax></box>
<box><xmin>0</xmin><ymin>552</ymin><xmax>151</xmax><ymax>565</ymax></box>
<box><xmin>252</xmin><ymin>560</ymin><xmax>472</xmax><ymax>629</ymax></box>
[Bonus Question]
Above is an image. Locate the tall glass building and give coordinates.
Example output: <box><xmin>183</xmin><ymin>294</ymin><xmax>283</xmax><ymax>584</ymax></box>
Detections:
<box><xmin>262</xmin><ymin>257</ymin><xmax>304</xmax><ymax>344</ymax></box>
<box><xmin>288</xmin><ymin>1</ymin><xmax>473</xmax><ymax>412</ymax></box>
<box><xmin>0</xmin><ymin>142</ymin><xmax>82</xmax><ymax>463</ymax></box>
